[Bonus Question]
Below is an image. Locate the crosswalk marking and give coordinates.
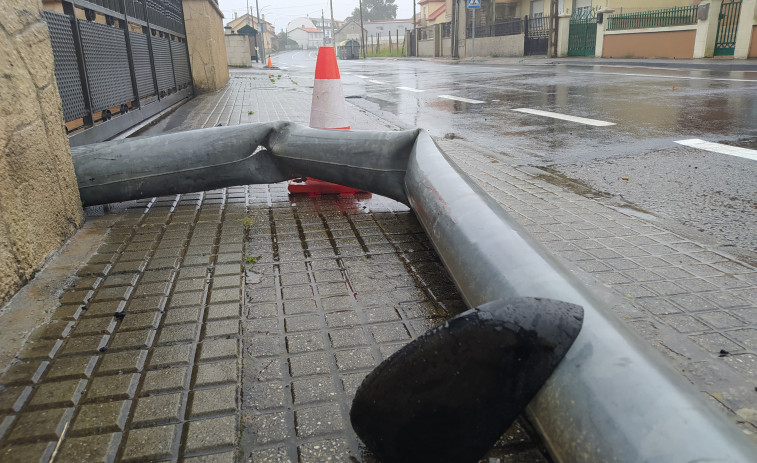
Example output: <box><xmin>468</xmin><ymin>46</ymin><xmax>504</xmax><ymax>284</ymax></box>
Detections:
<box><xmin>512</xmin><ymin>108</ymin><xmax>615</xmax><ymax>126</ymax></box>
<box><xmin>438</xmin><ymin>95</ymin><xmax>485</xmax><ymax>104</ymax></box>
<box><xmin>675</xmin><ymin>139</ymin><xmax>757</xmax><ymax>162</ymax></box>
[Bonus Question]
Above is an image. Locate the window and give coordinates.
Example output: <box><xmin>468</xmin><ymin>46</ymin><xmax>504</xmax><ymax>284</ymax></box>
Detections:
<box><xmin>530</xmin><ymin>0</ymin><xmax>544</xmax><ymax>18</ymax></box>
<box><xmin>495</xmin><ymin>3</ymin><xmax>517</xmax><ymax>20</ymax></box>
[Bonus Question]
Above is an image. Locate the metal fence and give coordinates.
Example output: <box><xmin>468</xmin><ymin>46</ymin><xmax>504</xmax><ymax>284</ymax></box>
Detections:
<box><xmin>419</xmin><ymin>25</ymin><xmax>434</xmax><ymax>41</ymax></box>
<box><xmin>525</xmin><ymin>15</ymin><xmax>550</xmax><ymax>38</ymax></box>
<box><xmin>606</xmin><ymin>6</ymin><xmax>698</xmax><ymax>31</ymax></box>
<box><xmin>467</xmin><ymin>18</ymin><xmax>523</xmax><ymax>38</ymax></box>
<box><xmin>44</xmin><ymin>0</ymin><xmax>193</xmax><ymax>146</ymax></box>
<box><xmin>442</xmin><ymin>22</ymin><xmax>451</xmax><ymax>38</ymax></box>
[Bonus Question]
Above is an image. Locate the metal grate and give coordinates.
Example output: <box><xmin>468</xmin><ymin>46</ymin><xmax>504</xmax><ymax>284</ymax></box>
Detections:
<box><xmin>44</xmin><ymin>11</ymin><xmax>88</xmax><ymax>122</ymax></box>
<box><xmin>129</xmin><ymin>31</ymin><xmax>156</xmax><ymax>97</ymax></box>
<box><xmin>78</xmin><ymin>20</ymin><xmax>134</xmax><ymax>112</ymax></box>
<box><xmin>152</xmin><ymin>36</ymin><xmax>175</xmax><ymax>91</ymax></box>
<box><xmin>170</xmin><ymin>40</ymin><xmax>190</xmax><ymax>86</ymax></box>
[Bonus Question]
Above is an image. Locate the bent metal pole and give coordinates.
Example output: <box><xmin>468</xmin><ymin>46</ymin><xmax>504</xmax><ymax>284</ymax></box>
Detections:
<box><xmin>70</xmin><ymin>122</ymin><xmax>757</xmax><ymax>462</ymax></box>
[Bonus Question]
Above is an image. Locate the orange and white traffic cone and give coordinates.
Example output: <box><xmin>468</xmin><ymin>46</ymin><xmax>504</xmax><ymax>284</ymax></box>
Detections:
<box><xmin>267</xmin><ymin>56</ymin><xmax>273</xmax><ymax>68</ymax></box>
<box><xmin>288</xmin><ymin>47</ymin><xmax>367</xmax><ymax>196</ymax></box>
<box><xmin>309</xmin><ymin>46</ymin><xmax>349</xmax><ymax>130</ymax></box>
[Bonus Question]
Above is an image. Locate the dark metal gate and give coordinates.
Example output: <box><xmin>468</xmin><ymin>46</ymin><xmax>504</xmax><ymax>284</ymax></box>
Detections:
<box><xmin>524</xmin><ymin>15</ymin><xmax>550</xmax><ymax>56</ymax></box>
<box><xmin>568</xmin><ymin>14</ymin><xmax>597</xmax><ymax>56</ymax></box>
<box><xmin>44</xmin><ymin>0</ymin><xmax>193</xmax><ymax>146</ymax></box>
<box><xmin>714</xmin><ymin>0</ymin><xmax>742</xmax><ymax>56</ymax></box>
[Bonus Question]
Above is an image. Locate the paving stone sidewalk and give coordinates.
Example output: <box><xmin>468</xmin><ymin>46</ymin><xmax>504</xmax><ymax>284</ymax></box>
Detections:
<box><xmin>1</xmin><ymin>66</ymin><xmax>756</xmax><ymax>462</ymax></box>
<box><xmin>0</xmin><ymin>69</ymin><xmax>553</xmax><ymax>462</ymax></box>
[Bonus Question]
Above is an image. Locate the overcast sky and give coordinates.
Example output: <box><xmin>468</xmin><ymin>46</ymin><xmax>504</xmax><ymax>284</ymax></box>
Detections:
<box><xmin>218</xmin><ymin>0</ymin><xmax>416</xmax><ymax>32</ymax></box>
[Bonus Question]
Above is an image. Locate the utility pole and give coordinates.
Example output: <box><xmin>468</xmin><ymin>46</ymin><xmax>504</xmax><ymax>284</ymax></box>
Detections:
<box><xmin>548</xmin><ymin>0</ymin><xmax>558</xmax><ymax>58</ymax></box>
<box><xmin>329</xmin><ymin>0</ymin><xmax>335</xmax><ymax>48</ymax></box>
<box><xmin>412</xmin><ymin>0</ymin><xmax>416</xmax><ymax>57</ymax></box>
<box><xmin>359</xmin><ymin>0</ymin><xmax>366</xmax><ymax>58</ymax></box>
<box><xmin>255</xmin><ymin>0</ymin><xmax>265</xmax><ymax>63</ymax></box>
<box><xmin>451</xmin><ymin>0</ymin><xmax>458</xmax><ymax>58</ymax></box>
<box><xmin>321</xmin><ymin>10</ymin><xmax>326</xmax><ymax>46</ymax></box>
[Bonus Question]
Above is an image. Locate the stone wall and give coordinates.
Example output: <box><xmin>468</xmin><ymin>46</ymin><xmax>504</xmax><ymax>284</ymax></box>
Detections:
<box><xmin>183</xmin><ymin>0</ymin><xmax>229</xmax><ymax>92</ymax></box>
<box><xmin>0</xmin><ymin>0</ymin><xmax>84</xmax><ymax>305</ymax></box>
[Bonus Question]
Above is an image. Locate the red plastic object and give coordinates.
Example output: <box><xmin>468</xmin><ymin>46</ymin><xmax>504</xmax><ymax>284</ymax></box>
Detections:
<box><xmin>288</xmin><ymin>178</ymin><xmax>368</xmax><ymax>196</ymax></box>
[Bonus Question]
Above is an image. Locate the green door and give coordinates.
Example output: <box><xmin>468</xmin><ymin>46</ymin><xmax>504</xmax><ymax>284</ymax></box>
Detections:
<box><xmin>714</xmin><ymin>0</ymin><xmax>742</xmax><ymax>56</ymax></box>
<box><xmin>568</xmin><ymin>18</ymin><xmax>597</xmax><ymax>56</ymax></box>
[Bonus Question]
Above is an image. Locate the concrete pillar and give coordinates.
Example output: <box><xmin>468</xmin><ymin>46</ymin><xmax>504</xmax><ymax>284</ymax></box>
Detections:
<box><xmin>459</xmin><ymin>1</ymin><xmax>468</xmax><ymax>58</ymax></box>
<box><xmin>734</xmin><ymin>0</ymin><xmax>756</xmax><ymax>58</ymax></box>
<box><xmin>594</xmin><ymin>9</ymin><xmax>614</xmax><ymax>58</ymax></box>
<box><xmin>694</xmin><ymin>1</ymin><xmax>721</xmax><ymax>58</ymax></box>
<box><xmin>556</xmin><ymin>13</ymin><xmax>571</xmax><ymax>57</ymax></box>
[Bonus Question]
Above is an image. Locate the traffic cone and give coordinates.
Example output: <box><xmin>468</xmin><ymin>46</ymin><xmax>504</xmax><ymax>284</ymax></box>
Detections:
<box><xmin>309</xmin><ymin>46</ymin><xmax>349</xmax><ymax>130</ymax></box>
<box><xmin>288</xmin><ymin>47</ymin><xmax>368</xmax><ymax>196</ymax></box>
<box><xmin>267</xmin><ymin>56</ymin><xmax>273</xmax><ymax>68</ymax></box>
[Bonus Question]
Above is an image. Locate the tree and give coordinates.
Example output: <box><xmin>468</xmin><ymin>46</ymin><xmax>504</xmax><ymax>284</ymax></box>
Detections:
<box><xmin>348</xmin><ymin>0</ymin><xmax>398</xmax><ymax>21</ymax></box>
<box><xmin>276</xmin><ymin>30</ymin><xmax>298</xmax><ymax>50</ymax></box>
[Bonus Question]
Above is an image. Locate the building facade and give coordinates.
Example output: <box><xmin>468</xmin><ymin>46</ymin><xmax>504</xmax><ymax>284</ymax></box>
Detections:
<box><xmin>226</xmin><ymin>13</ymin><xmax>275</xmax><ymax>55</ymax></box>
<box><xmin>288</xmin><ymin>27</ymin><xmax>326</xmax><ymax>49</ymax></box>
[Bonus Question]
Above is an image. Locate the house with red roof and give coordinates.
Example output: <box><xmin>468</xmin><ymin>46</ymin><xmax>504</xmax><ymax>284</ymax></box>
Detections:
<box><xmin>288</xmin><ymin>27</ymin><xmax>326</xmax><ymax>49</ymax></box>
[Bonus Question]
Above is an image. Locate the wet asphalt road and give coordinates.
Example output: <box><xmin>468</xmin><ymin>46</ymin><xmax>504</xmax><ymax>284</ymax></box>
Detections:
<box><xmin>276</xmin><ymin>50</ymin><xmax>757</xmax><ymax>257</ymax></box>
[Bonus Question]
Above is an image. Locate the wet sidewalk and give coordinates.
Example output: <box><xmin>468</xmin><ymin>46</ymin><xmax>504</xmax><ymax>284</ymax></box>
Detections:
<box><xmin>0</xmin><ymin>69</ymin><xmax>552</xmax><ymax>462</ymax></box>
<box><xmin>1</xmin><ymin>65</ymin><xmax>756</xmax><ymax>462</ymax></box>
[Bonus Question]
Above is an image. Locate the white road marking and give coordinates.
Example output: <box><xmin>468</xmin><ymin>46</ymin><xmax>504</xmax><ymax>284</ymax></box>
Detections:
<box><xmin>356</xmin><ymin>75</ymin><xmax>369</xmax><ymax>79</ymax></box>
<box><xmin>397</xmin><ymin>86</ymin><xmax>424</xmax><ymax>92</ymax></box>
<box><xmin>675</xmin><ymin>139</ymin><xmax>757</xmax><ymax>161</ymax></box>
<box><xmin>292</xmin><ymin>65</ymin><xmax>305</xmax><ymax>68</ymax></box>
<box><xmin>569</xmin><ymin>70</ymin><xmax>757</xmax><ymax>83</ymax></box>
<box><xmin>278</xmin><ymin>66</ymin><xmax>289</xmax><ymax>70</ymax></box>
<box><xmin>512</xmin><ymin>108</ymin><xmax>615</xmax><ymax>126</ymax></box>
<box><xmin>369</xmin><ymin>79</ymin><xmax>387</xmax><ymax>84</ymax></box>
<box><xmin>438</xmin><ymin>95</ymin><xmax>485</xmax><ymax>104</ymax></box>
<box><xmin>342</xmin><ymin>72</ymin><xmax>352</xmax><ymax>75</ymax></box>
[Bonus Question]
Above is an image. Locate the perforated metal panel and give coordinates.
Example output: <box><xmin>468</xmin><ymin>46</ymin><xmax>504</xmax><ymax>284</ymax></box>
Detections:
<box><xmin>170</xmin><ymin>40</ymin><xmax>190</xmax><ymax>86</ymax></box>
<box><xmin>129</xmin><ymin>32</ymin><xmax>156</xmax><ymax>97</ymax></box>
<box><xmin>92</xmin><ymin>0</ymin><xmax>123</xmax><ymax>14</ymax></box>
<box><xmin>126</xmin><ymin>0</ymin><xmax>147</xmax><ymax>21</ymax></box>
<box><xmin>44</xmin><ymin>11</ymin><xmax>88</xmax><ymax>122</ymax></box>
<box><xmin>152</xmin><ymin>36</ymin><xmax>175</xmax><ymax>91</ymax></box>
<box><xmin>78</xmin><ymin>20</ymin><xmax>134</xmax><ymax>112</ymax></box>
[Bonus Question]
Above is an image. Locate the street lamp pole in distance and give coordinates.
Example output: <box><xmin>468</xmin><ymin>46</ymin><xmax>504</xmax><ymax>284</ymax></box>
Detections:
<box><xmin>255</xmin><ymin>0</ymin><xmax>266</xmax><ymax>63</ymax></box>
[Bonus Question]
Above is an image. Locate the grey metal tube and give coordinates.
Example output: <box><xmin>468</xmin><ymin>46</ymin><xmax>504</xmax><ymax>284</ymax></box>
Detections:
<box><xmin>72</xmin><ymin>122</ymin><xmax>418</xmax><ymax>206</ymax></box>
<box><xmin>71</xmin><ymin>123</ymin><xmax>757</xmax><ymax>461</ymax></box>
<box><xmin>404</xmin><ymin>131</ymin><xmax>756</xmax><ymax>462</ymax></box>
<box><xmin>73</xmin><ymin>123</ymin><xmax>288</xmax><ymax>205</ymax></box>
<box><xmin>267</xmin><ymin>123</ymin><xmax>418</xmax><ymax>205</ymax></box>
